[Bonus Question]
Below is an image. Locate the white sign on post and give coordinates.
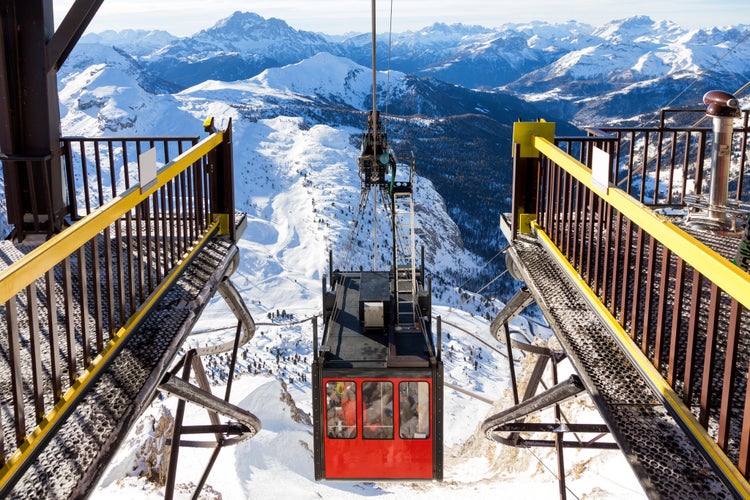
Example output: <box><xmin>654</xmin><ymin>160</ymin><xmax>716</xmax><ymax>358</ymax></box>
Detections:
<box><xmin>591</xmin><ymin>146</ymin><xmax>610</xmax><ymax>194</ymax></box>
<box><xmin>139</xmin><ymin>147</ymin><xmax>157</xmax><ymax>193</ymax></box>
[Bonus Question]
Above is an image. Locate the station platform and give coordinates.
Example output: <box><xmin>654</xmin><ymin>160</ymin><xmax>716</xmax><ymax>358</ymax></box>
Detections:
<box><xmin>1</xmin><ymin>217</ymin><xmax>245</xmax><ymax>498</ymax></box>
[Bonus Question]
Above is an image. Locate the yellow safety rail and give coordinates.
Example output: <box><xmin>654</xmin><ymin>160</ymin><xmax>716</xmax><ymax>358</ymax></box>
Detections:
<box><xmin>0</xmin><ymin>129</ymin><xmax>225</xmax><ymax>490</ymax></box>
<box><xmin>0</xmin><ymin>130</ymin><xmax>223</xmax><ymax>305</ymax></box>
<box><xmin>533</xmin><ymin>135</ymin><xmax>750</xmax><ymax>312</ymax></box>
<box><xmin>527</xmin><ymin>132</ymin><xmax>750</xmax><ymax>496</ymax></box>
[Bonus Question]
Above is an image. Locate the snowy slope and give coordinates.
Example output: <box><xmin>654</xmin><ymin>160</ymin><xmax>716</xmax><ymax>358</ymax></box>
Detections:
<box><xmin>251</xmin><ymin>52</ymin><xmax>406</xmax><ymax>109</ymax></box>
<box><xmin>52</xmin><ymin>40</ymin><xmax>646</xmax><ymax>499</ymax></box>
<box><xmin>58</xmin><ymin>43</ymin><xmax>190</xmax><ymax>135</ymax></box>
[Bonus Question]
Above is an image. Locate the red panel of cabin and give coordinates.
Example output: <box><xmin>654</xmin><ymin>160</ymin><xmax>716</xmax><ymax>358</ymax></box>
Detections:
<box><xmin>322</xmin><ymin>377</ymin><xmax>434</xmax><ymax>479</ymax></box>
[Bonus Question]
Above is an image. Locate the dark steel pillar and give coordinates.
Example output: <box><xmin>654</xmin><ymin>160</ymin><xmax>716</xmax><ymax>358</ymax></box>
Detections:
<box><xmin>0</xmin><ymin>1</ymin><xmax>64</xmax><ymax>237</ymax></box>
<box><xmin>0</xmin><ymin>0</ymin><xmax>103</xmax><ymax>239</ymax></box>
<box><xmin>208</xmin><ymin>118</ymin><xmax>236</xmax><ymax>242</ymax></box>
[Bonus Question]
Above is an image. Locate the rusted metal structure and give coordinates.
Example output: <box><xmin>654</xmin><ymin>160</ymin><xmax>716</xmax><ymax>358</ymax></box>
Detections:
<box><xmin>491</xmin><ymin>91</ymin><xmax>750</xmax><ymax>498</ymax></box>
<box><xmin>0</xmin><ymin>123</ymin><xmax>259</xmax><ymax>499</ymax></box>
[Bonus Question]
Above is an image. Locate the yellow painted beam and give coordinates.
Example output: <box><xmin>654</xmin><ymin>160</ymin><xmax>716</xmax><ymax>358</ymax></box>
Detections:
<box><xmin>0</xmin><ymin>131</ymin><xmax>223</xmax><ymax>306</ymax></box>
<box><xmin>518</xmin><ymin>213</ymin><xmax>536</xmax><ymax>235</ymax></box>
<box><xmin>210</xmin><ymin>213</ymin><xmax>231</xmax><ymax>236</ymax></box>
<box><xmin>0</xmin><ymin>220</ymin><xmax>221</xmax><ymax>491</ymax></box>
<box><xmin>532</xmin><ymin>221</ymin><xmax>750</xmax><ymax>498</ymax></box>
<box><xmin>512</xmin><ymin>121</ymin><xmax>555</xmax><ymax>158</ymax></box>
<box><xmin>533</xmin><ymin>135</ymin><xmax>750</xmax><ymax>312</ymax></box>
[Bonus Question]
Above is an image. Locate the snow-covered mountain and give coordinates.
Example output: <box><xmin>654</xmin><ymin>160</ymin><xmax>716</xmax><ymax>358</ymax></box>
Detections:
<box><xmin>139</xmin><ymin>12</ymin><xmax>336</xmax><ymax>89</ymax></box>
<box><xmin>81</xmin><ymin>29</ymin><xmax>178</xmax><ymax>57</ymax></box>
<box><xmin>56</xmin><ymin>8</ymin><xmax>750</xmax><ymax>309</ymax></box>
<box><xmin>61</xmin><ymin>38</ymin><xmax>557</xmax><ymax>290</ymax></box>
<box><xmin>107</xmin><ymin>11</ymin><xmax>749</xmax><ymax>126</ymax></box>
<box><xmin>58</xmin><ymin>39</ymin><xmax>504</xmax><ymax>302</ymax></box>
<box><xmin>58</xmin><ymin>43</ymin><xmax>186</xmax><ymax>133</ymax></box>
<box><xmin>503</xmin><ymin>16</ymin><xmax>750</xmax><ymax>123</ymax></box>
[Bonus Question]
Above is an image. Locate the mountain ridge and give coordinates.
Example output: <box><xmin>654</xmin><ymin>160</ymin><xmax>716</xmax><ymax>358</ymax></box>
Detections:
<box><xmin>61</xmin><ymin>10</ymin><xmax>750</xmax><ymax>295</ymax></box>
<box><xmin>79</xmin><ymin>10</ymin><xmax>750</xmax><ymax>125</ymax></box>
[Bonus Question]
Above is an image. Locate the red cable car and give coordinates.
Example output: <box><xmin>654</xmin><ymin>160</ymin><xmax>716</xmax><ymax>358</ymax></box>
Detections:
<box><xmin>312</xmin><ymin>5</ymin><xmax>443</xmax><ymax>475</ymax></box>
<box><xmin>313</xmin><ymin>270</ymin><xmax>443</xmax><ymax>480</ymax></box>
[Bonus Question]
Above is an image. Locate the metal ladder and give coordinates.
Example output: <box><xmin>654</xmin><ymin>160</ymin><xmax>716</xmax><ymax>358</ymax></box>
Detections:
<box><xmin>392</xmin><ymin>168</ymin><xmax>417</xmax><ymax>326</ymax></box>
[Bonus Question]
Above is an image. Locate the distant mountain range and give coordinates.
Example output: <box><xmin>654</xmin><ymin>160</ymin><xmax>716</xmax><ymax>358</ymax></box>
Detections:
<box><xmin>82</xmin><ymin>11</ymin><xmax>750</xmax><ymax>125</ymax></box>
<box><xmin>57</xmin><ymin>42</ymin><xmax>537</xmax><ymax>295</ymax></box>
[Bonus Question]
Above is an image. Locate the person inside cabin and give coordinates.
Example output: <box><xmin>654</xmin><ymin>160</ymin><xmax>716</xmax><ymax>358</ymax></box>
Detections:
<box><xmin>362</xmin><ymin>382</ymin><xmax>394</xmax><ymax>439</ymax></box>
<box><xmin>340</xmin><ymin>387</ymin><xmax>357</xmax><ymax>438</ymax></box>
<box><xmin>399</xmin><ymin>391</ymin><xmax>418</xmax><ymax>439</ymax></box>
<box><xmin>327</xmin><ymin>381</ymin><xmax>357</xmax><ymax>438</ymax></box>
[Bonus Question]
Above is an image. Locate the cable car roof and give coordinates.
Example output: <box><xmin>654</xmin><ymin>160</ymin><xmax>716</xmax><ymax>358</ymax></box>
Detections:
<box><xmin>320</xmin><ymin>271</ymin><xmax>434</xmax><ymax>371</ymax></box>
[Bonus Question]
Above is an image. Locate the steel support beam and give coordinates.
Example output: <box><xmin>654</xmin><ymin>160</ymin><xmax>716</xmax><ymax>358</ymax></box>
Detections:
<box><xmin>46</xmin><ymin>0</ymin><xmax>105</xmax><ymax>72</ymax></box>
<box><xmin>0</xmin><ymin>0</ymin><xmax>102</xmax><ymax>238</ymax></box>
<box><xmin>481</xmin><ymin>375</ymin><xmax>585</xmax><ymax>436</ymax></box>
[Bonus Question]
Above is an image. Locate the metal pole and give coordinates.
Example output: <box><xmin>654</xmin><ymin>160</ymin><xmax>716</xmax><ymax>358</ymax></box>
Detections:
<box><xmin>371</xmin><ymin>0</ymin><xmax>378</xmax><ymax>270</ymax></box>
<box><xmin>708</xmin><ymin>116</ymin><xmax>734</xmax><ymax>219</ymax></box>
<box><xmin>553</xmin><ymin>357</ymin><xmax>567</xmax><ymax>500</ymax></box>
<box><xmin>313</xmin><ymin>316</ymin><xmax>319</xmax><ymax>356</ymax></box>
<box><xmin>371</xmin><ymin>0</ymin><xmax>377</xmax><ymax>126</ymax></box>
<box><xmin>373</xmin><ymin>186</ymin><xmax>377</xmax><ymax>270</ymax></box>
<box><xmin>703</xmin><ymin>90</ymin><xmax>740</xmax><ymax>226</ymax></box>
<box><xmin>165</xmin><ymin>349</ymin><xmax>195</xmax><ymax>500</ymax></box>
<box><xmin>421</xmin><ymin>245</ymin><xmax>425</xmax><ymax>287</ymax></box>
<box><xmin>504</xmin><ymin>323</ymin><xmax>519</xmax><ymax>405</ymax></box>
<box><xmin>436</xmin><ymin>315</ymin><xmax>442</xmax><ymax>361</ymax></box>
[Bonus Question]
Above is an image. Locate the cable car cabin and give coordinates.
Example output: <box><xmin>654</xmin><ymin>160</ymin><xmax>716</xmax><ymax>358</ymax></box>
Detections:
<box><xmin>313</xmin><ymin>270</ymin><xmax>443</xmax><ymax>481</ymax></box>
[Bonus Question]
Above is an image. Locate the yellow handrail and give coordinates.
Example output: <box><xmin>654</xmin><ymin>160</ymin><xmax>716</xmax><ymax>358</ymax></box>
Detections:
<box><xmin>533</xmin><ymin>135</ymin><xmax>750</xmax><ymax>311</ymax></box>
<box><xmin>0</xmin><ymin>218</ymin><xmax>221</xmax><ymax>491</ymax></box>
<box><xmin>0</xmin><ymin>130</ymin><xmax>223</xmax><ymax>306</ymax></box>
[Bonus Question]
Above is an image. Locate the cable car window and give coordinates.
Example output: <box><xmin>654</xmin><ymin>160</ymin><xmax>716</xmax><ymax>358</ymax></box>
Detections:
<box><xmin>326</xmin><ymin>381</ymin><xmax>357</xmax><ymax>439</ymax></box>
<box><xmin>399</xmin><ymin>381</ymin><xmax>430</xmax><ymax>439</ymax></box>
<box><xmin>362</xmin><ymin>381</ymin><xmax>394</xmax><ymax>439</ymax></box>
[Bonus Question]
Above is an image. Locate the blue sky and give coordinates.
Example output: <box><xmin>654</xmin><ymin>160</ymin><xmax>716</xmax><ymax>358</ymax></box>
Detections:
<box><xmin>54</xmin><ymin>0</ymin><xmax>750</xmax><ymax>36</ymax></box>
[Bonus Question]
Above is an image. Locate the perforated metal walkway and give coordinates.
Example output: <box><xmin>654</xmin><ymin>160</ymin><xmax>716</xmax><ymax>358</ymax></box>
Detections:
<box><xmin>504</xmin><ymin>220</ymin><xmax>736</xmax><ymax>498</ymax></box>
<box><xmin>1</xmin><ymin>233</ymin><xmax>241</xmax><ymax>498</ymax></box>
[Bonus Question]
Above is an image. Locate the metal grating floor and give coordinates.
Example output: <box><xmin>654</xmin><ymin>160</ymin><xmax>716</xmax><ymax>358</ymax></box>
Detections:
<box><xmin>507</xmin><ymin>229</ymin><xmax>735</xmax><ymax>499</ymax></box>
<box><xmin>1</xmin><ymin>234</ymin><xmax>239</xmax><ymax>499</ymax></box>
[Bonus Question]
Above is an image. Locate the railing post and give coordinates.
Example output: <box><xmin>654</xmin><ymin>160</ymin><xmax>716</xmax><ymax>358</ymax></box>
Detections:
<box><xmin>510</xmin><ymin>121</ymin><xmax>556</xmax><ymax>240</ymax></box>
<box><xmin>207</xmin><ymin>118</ymin><xmax>236</xmax><ymax>241</ymax></box>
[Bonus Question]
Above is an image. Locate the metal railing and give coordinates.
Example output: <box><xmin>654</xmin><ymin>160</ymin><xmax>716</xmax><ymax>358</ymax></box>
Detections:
<box><xmin>0</xmin><ymin>120</ymin><xmax>236</xmax><ymax>487</ymax></box>
<box><xmin>555</xmin><ymin>109</ymin><xmax>750</xmax><ymax>209</ymax></box>
<box><xmin>509</xmin><ymin>117</ymin><xmax>750</xmax><ymax>493</ymax></box>
<box><xmin>62</xmin><ymin>136</ymin><xmax>200</xmax><ymax>216</ymax></box>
